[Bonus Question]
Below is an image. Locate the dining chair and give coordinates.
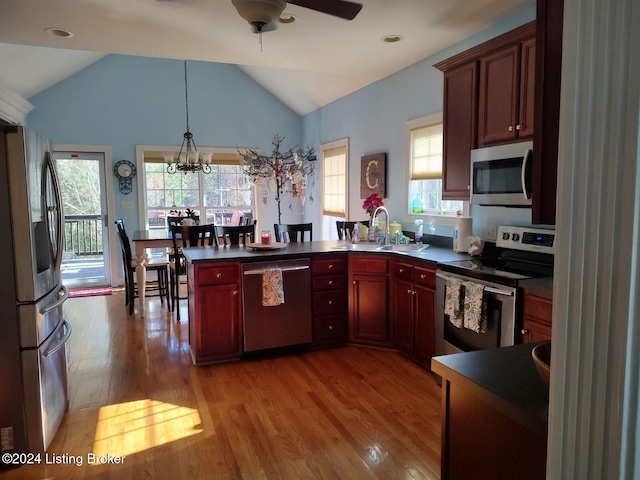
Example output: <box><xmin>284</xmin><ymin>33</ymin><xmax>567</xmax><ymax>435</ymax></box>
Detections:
<box><xmin>169</xmin><ymin>223</ymin><xmax>218</xmax><ymax>321</ymax></box>
<box><xmin>273</xmin><ymin>223</ymin><xmax>313</xmax><ymax>243</ymax></box>
<box><xmin>217</xmin><ymin>222</ymin><xmax>256</xmax><ymax>246</ymax></box>
<box><xmin>115</xmin><ymin>219</ymin><xmax>170</xmax><ymax>316</ymax></box>
<box><xmin>167</xmin><ymin>216</ymin><xmax>183</xmax><ymax>227</ymax></box>
<box><xmin>336</xmin><ymin>220</ymin><xmax>369</xmax><ymax>240</ymax></box>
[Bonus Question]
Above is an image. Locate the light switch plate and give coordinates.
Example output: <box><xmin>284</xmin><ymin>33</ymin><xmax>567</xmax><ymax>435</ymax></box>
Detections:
<box><xmin>485</xmin><ymin>225</ymin><xmax>497</xmax><ymax>241</ymax></box>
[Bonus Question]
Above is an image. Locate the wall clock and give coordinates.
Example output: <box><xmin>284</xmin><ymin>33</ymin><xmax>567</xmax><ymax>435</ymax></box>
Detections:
<box><xmin>114</xmin><ymin>160</ymin><xmax>136</xmax><ymax>194</ymax></box>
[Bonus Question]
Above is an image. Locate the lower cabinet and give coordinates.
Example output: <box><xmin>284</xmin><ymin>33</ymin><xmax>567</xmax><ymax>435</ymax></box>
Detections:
<box><xmin>521</xmin><ymin>288</ymin><xmax>553</xmax><ymax>344</ymax></box>
<box><xmin>312</xmin><ymin>255</ymin><xmax>348</xmax><ymax>347</ymax></box>
<box><xmin>188</xmin><ymin>261</ymin><xmax>242</xmax><ymax>365</ymax></box>
<box><xmin>393</xmin><ymin>259</ymin><xmax>437</xmax><ymax>369</ymax></box>
<box><xmin>349</xmin><ymin>254</ymin><xmax>390</xmax><ymax>347</ymax></box>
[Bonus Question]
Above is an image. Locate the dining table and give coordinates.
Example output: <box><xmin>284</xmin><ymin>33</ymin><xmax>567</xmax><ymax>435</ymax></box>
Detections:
<box><xmin>131</xmin><ymin>229</ymin><xmax>174</xmax><ymax>317</ymax></box>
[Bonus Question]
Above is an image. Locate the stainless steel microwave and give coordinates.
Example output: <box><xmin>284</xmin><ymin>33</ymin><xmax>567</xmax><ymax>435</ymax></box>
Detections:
<box><xmin>470</xmin><ymin>141</ymin><xmax>533</xmax><ymax>207</ymax></box>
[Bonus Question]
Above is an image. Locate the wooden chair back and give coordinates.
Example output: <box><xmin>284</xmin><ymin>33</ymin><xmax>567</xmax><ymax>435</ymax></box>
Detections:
<box><xmin>273</xmin><ymin>223</ymin><xmax>313</xmax><ymax>243</ymax></box>
<box><xmin>336</xmin><ymin>220</ymin><xmax>369</xmax><ymax>240</ymax></box>
<box><xmin>217</xmin><ymin>223</ymin><xmax>256</xmax><ymax>246</ymax></box>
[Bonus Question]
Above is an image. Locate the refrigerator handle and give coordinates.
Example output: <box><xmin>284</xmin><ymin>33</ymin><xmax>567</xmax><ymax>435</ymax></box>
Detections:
<box><xmin>42</xmin><ymin>320</ymin><xmax>72</xmax><ymax>358</ymax></box>
<box><xmin>41</xmin><ymin>285</ymin><xmax>69</xmax><ymax>314</ymax></box>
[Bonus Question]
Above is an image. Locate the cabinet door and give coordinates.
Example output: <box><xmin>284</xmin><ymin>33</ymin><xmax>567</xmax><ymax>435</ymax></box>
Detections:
<box><xmin>442</xmin><ymin>61</ymin><xmax>477</xmax><ymax>200</ymax></box>
<box><xmin>413</xmin><ymin>285</ymin><xmax>436</xmax><ymax>369</ymax></box>
<box><xmin>393</xmin><ymin>279</ymin><xmax>414</xmax><ymax>355</ymax></box>
<box><xmin>349</xmin><ymin>274</ymin><xmax>389</xmax><ymax>346</ymax></box>
<box><xmin>518</xmin><ymin>38</ymin><xmax>536</xmax><ymax>139</ymax></box>
<box><xmin>196</xmin><ymin>283</ymin><xmax>242</xmax><ymax>362</ymax></box>
<box><xmin>478</xmin><ymin>44</ymin><xmax>520</xmax><ymax>145</ymax></box>
<box><xmin>521</xmin><ymin>318</ymin><xmax>552</xmax><ymax>344</ymax></box>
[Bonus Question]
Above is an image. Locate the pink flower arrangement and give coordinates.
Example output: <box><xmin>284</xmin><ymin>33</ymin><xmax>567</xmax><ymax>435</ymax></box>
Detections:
<box><xmin>363</xmin><ymin>193</ymin><xmax>384</xmax><ymax>215</ymax></box>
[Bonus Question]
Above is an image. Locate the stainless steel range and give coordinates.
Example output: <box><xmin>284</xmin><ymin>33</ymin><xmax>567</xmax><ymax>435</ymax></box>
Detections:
<box><xmin>435</xmin><ymin>225</ymin><xmax>555</xmax><ymax>355</ymax></box>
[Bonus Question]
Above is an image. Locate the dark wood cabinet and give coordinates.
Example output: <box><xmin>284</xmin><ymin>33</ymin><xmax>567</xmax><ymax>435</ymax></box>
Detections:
<box><xmin>521</xmin><ymin>288</ymin><xmax>553</xmax><ymax>344</ymax></box>
<box><xmin>435</xmin><ymin>21</ymin><xmax>536</xmax><ymax>201</ymax></box>
<box><xmin>441</xmin><ymin>61</ymin><xmax>478</xmax><ymax>200</ymax></box>
<box><xmin>349</xmin><ymin>254</ymin><xmax>390</xmax><ymax>347</ymax></box>
<box><xmin>312</xmin><ymin>255</ymin><xmax>348</xmax><ymax>347</ymax></box>
<box><xmin>532</xmin><ymin>0</ymin><xmax>564</xmax><ymax>225</ymax></box>
<box><xmin>188</xmin><ymin>262</ymin><xmax>242</xmax><ymax>364</ymax></box>
<box><xmin>477</xmin><ymin>33</ymin><xmax>536</xmax><ymax>146</ymax></box>
<box><xmin>392</xmin><ymin>259</ymin><xmax>436</xmax><ymax>369</ymax></box>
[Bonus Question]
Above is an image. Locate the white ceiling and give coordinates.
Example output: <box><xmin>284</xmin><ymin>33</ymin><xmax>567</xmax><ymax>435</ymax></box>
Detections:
<box><xmin>0</xmin><ymin>0</ymin><xmax>532</xmax><ymax>116</ymax></box>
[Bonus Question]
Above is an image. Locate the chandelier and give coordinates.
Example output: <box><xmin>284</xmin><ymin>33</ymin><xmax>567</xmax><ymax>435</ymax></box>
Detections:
<box><xmin>164</xmin><ymin>60</ymin><xmax>211</xmax><ymax>174</ymax></box>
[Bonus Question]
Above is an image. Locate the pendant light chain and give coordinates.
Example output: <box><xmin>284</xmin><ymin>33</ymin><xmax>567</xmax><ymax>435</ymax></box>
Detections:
<box><xmin>184</xmin><ymin>60</ymin><xmax>190</xmax><ymax>134</ymax></box>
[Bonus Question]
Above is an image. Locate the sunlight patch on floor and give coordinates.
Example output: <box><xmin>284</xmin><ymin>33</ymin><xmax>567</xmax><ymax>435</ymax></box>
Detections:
<box><xmin>92</xmin><ymin>399</ymin><xmax>202</xmax><ymax>460</ymax></box>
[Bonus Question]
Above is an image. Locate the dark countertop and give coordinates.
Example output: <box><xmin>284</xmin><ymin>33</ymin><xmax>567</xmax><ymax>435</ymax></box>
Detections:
<box><xmin>431</xmin><ymin>343</ymin><xmax>549</xmax><ymax>435</ymax></box>
<box><xmin>182</xmin><ymin>240</ymin><xmax>469</xmax><ymax>265</ymax></box>
<box><xmin>520</xmin><ymin>276</ymin><xmax>554</xmax><ymax>297</ymax></box>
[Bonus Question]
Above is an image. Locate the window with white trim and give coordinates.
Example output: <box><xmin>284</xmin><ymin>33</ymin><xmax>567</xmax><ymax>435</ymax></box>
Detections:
<box><xmin>321</xmin><ymin>140</ymin><xmax>348</xmax><ymax>218</ymax></box>
<box><xmin>407</xmin><ymin>116</ymin><xmax>464</xmax><ymax>216</ymax></box>
<box><xmin>143</xmin><ymin>152</ymin><xmax>256</xmax><ymax>228</ymax></box>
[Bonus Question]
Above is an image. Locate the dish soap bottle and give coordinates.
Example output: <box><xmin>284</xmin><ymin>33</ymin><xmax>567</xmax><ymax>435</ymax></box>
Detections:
<box><xmin>412</xmin><ymin>194</ymin><xmax>423</xmax><ymax>213</ymax></box>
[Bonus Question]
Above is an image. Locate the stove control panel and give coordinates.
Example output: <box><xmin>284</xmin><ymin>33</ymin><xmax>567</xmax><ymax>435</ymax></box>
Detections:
<box><xmin>496</xmin><ymin>226</ymin><xmax>556</xmax><ymax>254</ymax></box>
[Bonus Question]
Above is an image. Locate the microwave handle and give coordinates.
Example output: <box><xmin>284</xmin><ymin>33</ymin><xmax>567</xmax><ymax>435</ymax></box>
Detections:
<box><xmin>521</xmin><ymin>148</ymin><xmax>532</xmax><ymax>199</ymax></box>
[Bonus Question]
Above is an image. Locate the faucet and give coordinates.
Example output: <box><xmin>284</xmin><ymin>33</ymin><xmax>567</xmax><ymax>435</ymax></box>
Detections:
<box><xmin>372</xmin><ymin>206</ymin><xmax>390</xmax><ymax>245</ymax></box>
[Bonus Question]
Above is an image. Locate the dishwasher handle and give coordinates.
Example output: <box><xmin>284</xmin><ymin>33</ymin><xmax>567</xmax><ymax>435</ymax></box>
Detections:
<box><xmin>243</xmin><ymin>265</ymin><xmax>310</xmax><ymax>276</ymax></box>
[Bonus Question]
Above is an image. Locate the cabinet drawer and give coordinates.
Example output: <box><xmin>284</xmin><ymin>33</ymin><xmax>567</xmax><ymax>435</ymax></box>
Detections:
<box><xmin>196</xmin><ymin>264</ymin><xmax>240</xmax><ymax>285</ymax></box>
<box><xmin>523</xmin><ymin>293</ymin><xmax>553</xmax><ymax>325</ymax></box>
<box><xmin>393</xmin><ymin>262</ymin><xmax>414</xmax><ymax>282</ymax></box>
<box><xmin>313</xmin><ymin>274</ymin><xmax>347</xmax><ymax>291</ymax></box>
<box><xmin>313</xmin><ymin>290</ymin><xmax>347</xmax><ymax>316</ymax></box>
<box><xmin>313</xmin><ymin>257</ymin><xmax>346</xmax><ymax>275</ymax></box>
<box><xmin>414</xmin><ymin>266</ymin><xmax>436</xmax><ymax>288</ymax></box>
<box><xmin>313</xmin><ymin>314</ymin><xmax>348</xmax><ymax>342</ymax></box>
<box><xmin>350</xmin><ymin>255</ymin><xmax>388</xmax><ymax>274</ymax></box>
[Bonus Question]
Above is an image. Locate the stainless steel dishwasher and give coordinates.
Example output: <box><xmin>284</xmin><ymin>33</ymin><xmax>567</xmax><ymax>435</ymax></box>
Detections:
<box><xmin>242</xmin><ymin>258</ymin><xmax>312</xmax><ymax>352</ymax></box>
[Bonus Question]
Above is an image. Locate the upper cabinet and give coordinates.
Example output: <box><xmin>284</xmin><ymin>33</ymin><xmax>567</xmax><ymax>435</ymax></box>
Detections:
<box><xmin>435</xmin><ymin>3</ymin><xmax>562</xmax><ymax>226</ymax></box>
<box><xmin>477</xmin><ymin>36</ymin><xmax>536</xmax><ymax>146</ymax></box>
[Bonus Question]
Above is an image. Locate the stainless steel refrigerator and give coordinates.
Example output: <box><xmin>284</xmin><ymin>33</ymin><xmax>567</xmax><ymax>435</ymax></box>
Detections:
<box><xmin>0</xmin><ymin>126</ymin><xmax>71</xmax><ymax>455</ymax></box>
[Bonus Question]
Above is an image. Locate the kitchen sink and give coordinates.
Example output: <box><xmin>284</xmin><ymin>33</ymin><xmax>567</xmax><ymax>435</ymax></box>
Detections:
<box><xmin>331</xmin><ymin>243</ymin><xmax>429</xmax><ymax>254</ymax></box>
<box><xmin>377</xmin><ymin>244</ymin><xmax>430</xmax><ymax>253</ymax></box>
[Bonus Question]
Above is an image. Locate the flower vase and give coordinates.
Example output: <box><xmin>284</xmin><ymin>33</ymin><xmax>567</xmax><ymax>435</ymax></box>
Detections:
<box><xmin>368</xmin><ymin>213</ymin><xmax>376</xmax><ymax>242</ymax></box>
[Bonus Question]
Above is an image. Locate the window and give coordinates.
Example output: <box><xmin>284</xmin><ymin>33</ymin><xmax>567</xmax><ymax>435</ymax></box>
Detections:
<box><xmin>321</xmin><ymin>139</ymin><xmax>348</xmax><ymax>217</ymax></box>
<box><xmin>407</xmin><ymin>114</ymin><xmax>464</xmax><ymax>216</ymax></box>
<box><xmin>139</xmin><ymin>149</ymin><xmax>257</xmax><ymax>229</ymax></box>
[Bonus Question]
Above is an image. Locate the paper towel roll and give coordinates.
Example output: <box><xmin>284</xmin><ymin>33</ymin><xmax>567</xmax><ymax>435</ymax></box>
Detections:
<box><xmin>454</xmin><ymin>217</ymin><xmax>473</xmax><ymax>253</ymax></box>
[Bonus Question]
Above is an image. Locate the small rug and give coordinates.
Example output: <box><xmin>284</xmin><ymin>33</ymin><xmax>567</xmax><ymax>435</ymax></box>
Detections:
<box><xmin>68</xmin><ymin>286</ymin><xmax>114</xmax><ymax>298</ymax></box>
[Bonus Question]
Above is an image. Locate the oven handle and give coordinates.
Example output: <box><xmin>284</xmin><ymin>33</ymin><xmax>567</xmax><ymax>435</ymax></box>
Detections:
<box><xmin>436</xmin><ymin>272</ymin><xmax>515</xmax><ymax>297</ymax></box>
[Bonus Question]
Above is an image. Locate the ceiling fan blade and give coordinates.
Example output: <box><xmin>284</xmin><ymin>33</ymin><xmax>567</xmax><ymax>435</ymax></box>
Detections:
<box><xmin>288</xmin><ymin>0</ymin><xmax>362</xmax><ymax>20</ymax></box>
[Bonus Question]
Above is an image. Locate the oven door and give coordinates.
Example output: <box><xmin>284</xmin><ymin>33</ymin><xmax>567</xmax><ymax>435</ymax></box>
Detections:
<box><xmin>435</xmin><ymin>271</ymin><xmax>517</xmax><ymax>355</ymax></box>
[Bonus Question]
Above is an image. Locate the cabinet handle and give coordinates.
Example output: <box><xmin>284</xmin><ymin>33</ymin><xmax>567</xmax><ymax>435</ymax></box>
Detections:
<box><xmin>328</xmin><ymin>280</ymin><xmax>333</xmax><ymax>285</ymax></box>
<box><xmin>353</xmin><ymin>280</ymin><xmax>357</xmax><ymax>285</ymax></box>
<box><xmin>233</xmin><ymin>290</ymin><xmax>238</xmax><ymax>295</ymax></box>
<box><xmin>399</xmin><ymin>268</ymin><xmax>404</xmax><ymax>273</ymax></box>
<box><xmin>328</xmin><ymin>264</ymin><xmax>334</xmax><ymax>269</ymax></box>
<box><xmin>521</xmin><ymin>329</ymin><xmax>529</xmax><ymax>335</ymax></box>
<box><xmin>328</xmin><ymin>300</ymin><xmax>333</xmax><ymax>305</ymax></box>
<box><xmin>420</xmin><ymin>274</ymin><xmax>426</xmax><ymax>279</ymax></box>
<box><xmin>329</xmin><ymin>325</ymin><xmax>333</xmax><ymax>330</ymax></box>
<box><xmin>516</xmin><ymin>124</ymin><xmax>522</xmax><ymax>130</ymax></box>
<box><xmin>407</xmin><ymin>289</ymin><xmax>412</xmax><ymax>294</ymax></box>
<box><xmin>508</xmin><ymin>125</ymin><xmax>514</xmax><ymax>132</ymax></box>
<box><xmin>467</xmin><ymin>184</ymin><xmax>471</xmax><ymax>190</ymax></box>
<box><xmin>216</xmin><ymin>273</ymin><xmax>222</xmax><ymax>278</ymax></box>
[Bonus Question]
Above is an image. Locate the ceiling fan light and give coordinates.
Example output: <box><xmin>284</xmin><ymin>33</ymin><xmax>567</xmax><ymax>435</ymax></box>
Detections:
<box><xmin>232</xmin><ymin>0</ymin><xmax>286</xmax><ymax>26</ymax></box>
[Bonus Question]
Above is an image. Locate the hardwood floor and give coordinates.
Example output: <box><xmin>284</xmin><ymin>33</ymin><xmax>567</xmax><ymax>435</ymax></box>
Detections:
<box><xmin>4</xmin><ymin>293</ymin><xmax>442</xmax><ymax>479</ymax></box>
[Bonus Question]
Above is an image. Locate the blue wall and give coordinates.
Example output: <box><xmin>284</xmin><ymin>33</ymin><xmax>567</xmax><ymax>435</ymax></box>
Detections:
<box><xmin>302</xmin><ymin>4</ymin><xmax>536</xmax><ymax>238</ymax></box>
<box><xmin>26</xmin><ymin>3</ymin><xmax>536</xmax><ymax>238</ymax></box>
<box><xmin>26</xmin><ymin>55</ymin><xmax>303</xmax><ymax>229</ymax></box>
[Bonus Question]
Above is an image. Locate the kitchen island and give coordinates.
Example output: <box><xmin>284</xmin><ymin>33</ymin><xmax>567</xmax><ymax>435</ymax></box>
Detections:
<box><xmin>181</xmin><ymin>240</ymin><xmax>466</xmax><ymax>365</ymax></box>
<box><xmin>431</xmin><ymin>343</ymin><xmax>549</xmax><ymax>480</ymax></box>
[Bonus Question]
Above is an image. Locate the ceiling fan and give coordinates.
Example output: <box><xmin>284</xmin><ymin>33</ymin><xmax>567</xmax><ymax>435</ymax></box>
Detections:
<box><xmin>232</xmin><ymin>0</ymin><xmax>363</xmax><ymax>34</ymax></box>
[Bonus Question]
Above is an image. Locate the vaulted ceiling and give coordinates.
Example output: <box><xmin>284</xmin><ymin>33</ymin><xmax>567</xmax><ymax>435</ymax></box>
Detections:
<box><xmin>0</xmin><ymin>0</ymin><xmax>532</xmax><ymax>116</ymax></box>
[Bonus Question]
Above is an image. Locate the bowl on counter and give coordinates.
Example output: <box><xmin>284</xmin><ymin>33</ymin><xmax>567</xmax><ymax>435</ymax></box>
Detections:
<box><xmin>531</xmin><ymin>341</ymin><xmax>551</xmax><ymax>386</ymax></box>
